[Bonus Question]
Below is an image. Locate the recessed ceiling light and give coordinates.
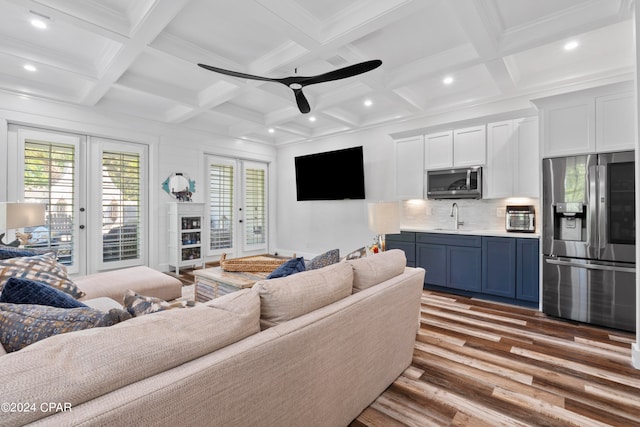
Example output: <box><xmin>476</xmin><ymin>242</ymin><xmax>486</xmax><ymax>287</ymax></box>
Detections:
<box><xmin>309</xmin><ymin>116</ymin><xmax>316</xmax><ymax>122</ymax></box>
<box><xmin>364</xmin><ymin>99</ymin><xmax>373</xmax><ymax>107</ymax></box>
<box><xmin>23</xmin><ymin>64</ymin><xmax>37</xmax><ymax>72</ymax></box>
<box><xmin>443</xmin><ymin>76</ymin><xmax>454</xmax><ymax>85</ymax></box>
<box><xmin>30</xmin><ymin>18</ymin><xmax>47</xmax><ymax>29</ymax></box>
<box><xmin>564</xmin><ymin>40</ymin><xmax>579</xmax><ymax>51</ymax></box>
<box><xmin>268</xmin><ymin>128</ymin><xmax>275</xmax><ymax>134</ymax></box>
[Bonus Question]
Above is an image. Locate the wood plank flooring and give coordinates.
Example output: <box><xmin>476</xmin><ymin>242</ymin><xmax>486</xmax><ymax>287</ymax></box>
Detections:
<box><xmin>351</xmin><ymin>290</ymin><xmax>640</xmax><ymax>427</ymax></box>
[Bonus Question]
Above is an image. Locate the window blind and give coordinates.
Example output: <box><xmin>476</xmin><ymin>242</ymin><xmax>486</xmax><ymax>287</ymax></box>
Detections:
<box><xmin>244</xmin><ymin>167</ymin><xmax>265</xmax><ymax>246</ymax></box>
<box><xmin>102</xmin><ymin>150</ymin><xmax>141</xmax><ymax>262</ymax></box>
<box><xmin>209</xmin><ymin>164</ymin><xmax>234</xmax><ymax>250</ymax></box>
<box><xmin>23</xmin><ymin>140</ymin><xmax>75</xmax><ymax>265</ymax></box>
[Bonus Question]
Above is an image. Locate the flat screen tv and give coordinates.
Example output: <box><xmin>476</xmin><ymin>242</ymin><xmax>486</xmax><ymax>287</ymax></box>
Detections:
<box><xmin>295</xmin><ymin>146</ymin><xmax>365</xmax><ymax>201</ymax></box>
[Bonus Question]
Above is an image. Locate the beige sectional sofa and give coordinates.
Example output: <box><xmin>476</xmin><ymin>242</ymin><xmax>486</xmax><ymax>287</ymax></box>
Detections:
<box><xmin>0</xmin><ymin>250</ymin><xmax>424</xmax><ymax>426</ymax></box>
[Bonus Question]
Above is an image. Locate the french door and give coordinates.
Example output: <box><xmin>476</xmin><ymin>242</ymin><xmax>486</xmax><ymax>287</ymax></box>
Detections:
<box><xmin>8</xmin><ymin>126</ymin><xmax>147</xmax><ymax>275</ymax></box>
<box><xmin>207</xmin><ymin>156</ymin><xmax>268</xmax><ymax>259</ymax></box>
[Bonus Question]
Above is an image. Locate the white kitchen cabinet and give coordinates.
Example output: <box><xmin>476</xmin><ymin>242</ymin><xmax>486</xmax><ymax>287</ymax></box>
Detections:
<box><xmin>453</xmin><ymin>125</ymin><xmax>486</xmax><ymax>167</ymax></box>
<box><xmin>425</xmin><ymin>131</ymin><xmax>453</xmax><ymax>169</ymax></box>
<box><xmin>395</xmin><ymin>135</ymin><xmax>424</xmax><ymax>200</ymax></box>
<box><xmin>425</xmin><ymin>126</ymin><xmax>486</xmax><ymax>170</ymax></box>
<box><xmin>513</xmin><ymin>117</ymin><xmax>539</xmax><ymax>197</ymax></box>
<box><xmin>168</xmin><ymin>202</ymin><xmax>205</xmax><ymax>274</ymax></box>
<box><xmin>485</xmin><ymin>117</ymin><xmax>539</xmax><ymax>199</ymax></box>
<box><xmin>533</xmin><ymin>81</ymin><xmax>633</xmax><ymax>157</ymax></box>
<box><xmin>485</xmin><ymin>120</ymin><xmax>515</xmax><ymax>199</ymax></box>
<box><xmin>540</xmin><ymin>97</ymin><xmax>594</xmax><ymax>157</ymax></box>
<box><xmin>595</xmin><ymin>91</ymin><xmax>635</xmax><ymax>152</ymax></box>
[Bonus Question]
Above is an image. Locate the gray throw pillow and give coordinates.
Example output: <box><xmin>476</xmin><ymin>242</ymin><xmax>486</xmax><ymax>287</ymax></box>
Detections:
<box><xmin>0</xmin><ymin>303</ymin><xmax>131</xmax><ymax>352</ymax></box>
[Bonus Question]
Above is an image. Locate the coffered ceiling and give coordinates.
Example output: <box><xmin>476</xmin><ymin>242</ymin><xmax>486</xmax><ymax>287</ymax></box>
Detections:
<box><xmin>0</xmin><ymin>0</ymin><xmax>635</xmax><ymax>145</ymax></box>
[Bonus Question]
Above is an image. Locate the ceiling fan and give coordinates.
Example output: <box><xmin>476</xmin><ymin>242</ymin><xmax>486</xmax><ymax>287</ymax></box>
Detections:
<box><xmin>197</xmin><ymin>59</ymin><xmax>382</xmax><ymax>114</ymax></box>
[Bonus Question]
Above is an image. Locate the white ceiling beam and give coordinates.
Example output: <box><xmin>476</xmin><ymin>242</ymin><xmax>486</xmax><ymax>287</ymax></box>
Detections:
<box><xmin>80</xmin><ymin>0</ymin><xmax>192</xmax><ymax>106</ymax></box>
<box><xmin>445</xmin><ymin>0</ymin><xmax>500</xmax><ymax>59</ymax></box>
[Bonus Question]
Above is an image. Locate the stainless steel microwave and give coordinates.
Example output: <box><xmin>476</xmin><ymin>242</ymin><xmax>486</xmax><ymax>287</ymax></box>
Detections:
<box><xmin>426</xmin><ymin>167</ymin><xmax>482</xmax><ymax>199</ymax></box>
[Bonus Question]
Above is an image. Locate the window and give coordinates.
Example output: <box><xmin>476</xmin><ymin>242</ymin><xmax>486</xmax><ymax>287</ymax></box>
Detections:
<box><xmin>19</xmin><ymin>132</ymin><xmax>80</xmax><ymax>270</ymax></box>
<box><xmin>101</xmin><ymin>150</ymin><xmax>141</xmax><ymax>262</ymax></box>
<box><xmin>209</xmin><ymin>161</ymin><xmax>234</xmax><ymax>251</ymax></box>
<box><xmin>243</xmin><ymin>164</ymin><xmax>266</xmax><ymax>249</ymax></box>
<box><xmin>207</xmin><ymin>157</ymin><xmax>268</xmax><ymax>257</ymax></box>
<box><xmin>10</xmin><ymin>127</ymin><xmax>148</xmax><ymax>275</ymax></box>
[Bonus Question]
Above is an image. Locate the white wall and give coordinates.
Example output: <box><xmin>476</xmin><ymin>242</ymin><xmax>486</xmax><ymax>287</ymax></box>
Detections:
<box><xmin>0</xmin><ymin>91</ymin><xmax>277</xmax><ymax>273</ymax></box>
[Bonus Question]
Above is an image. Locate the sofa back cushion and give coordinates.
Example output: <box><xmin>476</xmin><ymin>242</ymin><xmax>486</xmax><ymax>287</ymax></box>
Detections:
<box><xmin>348</xmin><ymin>249</ymin><xmax>407</xmax><ymax>293</ymax></box>
<box><xmin>0</xmin><ymin>288</ymin><xmax>260</xmax><ymax>426</ymax></box>
<box><xmin>254</xmin><ymin>261</ymin><xmax>353</xmax><ymax>329</ymax></box>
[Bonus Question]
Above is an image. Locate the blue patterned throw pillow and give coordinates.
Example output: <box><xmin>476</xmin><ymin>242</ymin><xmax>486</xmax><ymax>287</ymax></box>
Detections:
<box><xmin>0</xmin><ymin>277</ymin><xmax>87</xmax><ymax>309</ymax></box>
<box><xmin>267</xmin><ymin>257</ymin><xmax>306</xmax><ymax>279</ymax></box>
<box><xmin>306</xmin><ymin>249</ymin><xmax>340</xmax><ymax>270</ymax></box>
<box><xmin>0</xmin><ymin>303</ymin><xmax>131</xmax><ymax>352</ymax></box>
<box><xmin>0</xmin><ymin>253</ymin><xmax>84</xmax><ymax>299</ymax></box>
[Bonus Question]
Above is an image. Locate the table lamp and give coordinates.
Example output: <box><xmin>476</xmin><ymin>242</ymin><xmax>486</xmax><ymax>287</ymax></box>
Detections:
<box><xmin>368</xmin><ymin>201</ymin><xmax>400</xmax><ymax>252</ymax></box>
<box><xmin>0</xmin><ymin>202</ymin><xmax>46</xmax><ymax>246</ymax></box>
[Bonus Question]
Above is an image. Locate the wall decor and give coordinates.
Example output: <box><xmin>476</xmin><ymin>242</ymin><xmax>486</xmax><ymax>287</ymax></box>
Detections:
<box><xmin>162</xmin><ymin>173</ymin><xmax>196</xmax><ymax>202</ymax></box>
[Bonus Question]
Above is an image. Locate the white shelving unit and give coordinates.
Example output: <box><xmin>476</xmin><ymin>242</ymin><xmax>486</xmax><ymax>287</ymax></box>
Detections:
<box><xmin>168</xmin><ymin>202</ymin><xmax>205</xmax><ymax>274</ymax></box>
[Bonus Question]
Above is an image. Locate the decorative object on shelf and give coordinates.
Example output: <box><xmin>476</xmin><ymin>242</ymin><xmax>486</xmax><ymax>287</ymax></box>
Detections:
<box><xmin>368</xmin><ymin>201</ymin><xmax>400</xmax><ymax>252</ymax></box>
<box><xmin>198</xmin><ymin>60</ymin><xmax>382</xmax><ymax>114</ymax></box>
<box><xmin>162</xmin><ymin>173</ymin><xmax>196</xmax><ymax>202</ymax></box>
<box><xmin>0</xmin><ymin>202</ymin><xmax>46</xmax><ymax>246</ymax></box>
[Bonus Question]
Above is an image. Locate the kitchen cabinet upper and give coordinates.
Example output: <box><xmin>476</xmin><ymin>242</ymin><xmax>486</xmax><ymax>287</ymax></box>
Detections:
<box><xmin>533</xmin><ymin>81</ymin><xmax>634</xmax><ymax>157</ymax></box>
<box><xmin>425</xmin><ymin>125</ymin><xmax>486</xmax><ymax>170</ymax></box>
<box><xmin>485</xmin><ymin>117</ymin><xmax>539</xmax><ymax>199</ymax></box>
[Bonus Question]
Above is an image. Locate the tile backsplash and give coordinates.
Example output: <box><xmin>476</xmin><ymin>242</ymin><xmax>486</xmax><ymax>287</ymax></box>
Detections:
<box><xmin>401</xmin><ymin>198</ymin><xmax>539</xmax><ymax>231</ymax></box>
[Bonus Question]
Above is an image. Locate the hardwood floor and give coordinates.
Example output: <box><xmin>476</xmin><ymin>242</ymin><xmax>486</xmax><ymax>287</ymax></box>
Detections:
<box><xmin>351</xmin><ymin>290</ymin><xmax>640</xmax><ymax>427</ymax></box>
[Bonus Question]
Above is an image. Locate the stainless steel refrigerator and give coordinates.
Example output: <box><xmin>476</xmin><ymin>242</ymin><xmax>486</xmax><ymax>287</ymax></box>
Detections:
<box><xmin>542</xmin><ymin>151</ymin><xmax>636</xmax><ymax>332</ymax></box>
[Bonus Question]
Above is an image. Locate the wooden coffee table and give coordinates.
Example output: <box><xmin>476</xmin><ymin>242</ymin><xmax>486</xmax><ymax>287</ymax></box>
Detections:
<box><xmin>194</xmin><ymin>267</ymin><xmax>269</xmax><ymax>302</ymax></box>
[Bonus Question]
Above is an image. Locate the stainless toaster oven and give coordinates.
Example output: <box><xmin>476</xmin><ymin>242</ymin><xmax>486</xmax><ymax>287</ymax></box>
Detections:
<box><xmin>505</xmin><ymin>205</ymin><xmax>535</xmax><ymax>232</ymax></box>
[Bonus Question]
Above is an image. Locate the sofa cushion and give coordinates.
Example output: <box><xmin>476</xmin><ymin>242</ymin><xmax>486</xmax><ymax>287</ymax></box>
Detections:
<box><xmin>254</xmin><ymin>261</ymin><xmax>353</xmax><ymax>328</ymax></box>
<box><xmin>0</xmin><ymin>303</ymin><xmax>131</xmax><ymax>352</ymax></box>
<box><xmin>74</xmin><ymin>266</ymin><xmax>182</xmax><ymax>302</ymax></box>
<box><xmin>267</xmin><ymin>256</ymin><xmax>306</xmax><ymax>279</ymax></box>
<box><xmin>0</xmin><ymin>288</ymin><xmax>260</xmax><ymax>425</ymax></box>
<box><xmin>0</xmin><ymin>277</ymin><xmax>87</xmax><ymax>309</ymax></box>
<box><xmin>123</xmin><ymin>289</ymin><xmax>195</xmax><ymax>317</ymax></box>
<box><xmin>348</xmin><ymin>249</ymin><xmax>407</xmax><ymax>293</ymax></box>
<box><xmin>0</xmin><ymin>253</ymin><xmax>84</xmax><ymax>299</ymax></box>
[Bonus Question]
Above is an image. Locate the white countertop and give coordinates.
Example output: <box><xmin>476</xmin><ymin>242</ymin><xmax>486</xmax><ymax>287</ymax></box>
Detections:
<box><xmin>401</xmin><ymin>227</ymin><xmax>540</xmax><ymax>239</ymax></box>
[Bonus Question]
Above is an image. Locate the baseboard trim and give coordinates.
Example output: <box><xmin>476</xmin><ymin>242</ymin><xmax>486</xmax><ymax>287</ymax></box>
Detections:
<box><xmin>633</xmin><ymin>343</ymin><xmax>640</xmax><ymax>369</ymax></box>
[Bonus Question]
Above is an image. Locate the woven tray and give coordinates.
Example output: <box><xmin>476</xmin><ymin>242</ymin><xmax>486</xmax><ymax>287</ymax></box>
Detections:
<box><xmin>219</xmin><ymin>253</ymin><xmax>289</xmax><ymax>272</ymax></box>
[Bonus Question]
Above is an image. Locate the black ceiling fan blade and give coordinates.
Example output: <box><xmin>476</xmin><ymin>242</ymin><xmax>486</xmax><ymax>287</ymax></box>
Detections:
<box><xmin>197</xmin><ymin>63</ymin><xmax>277</xmax><ymax>83</ymax></box>
<box><xmin>300</xmin><ymin>59</ymin><xmax>382</xmax><ymax>87</ymax></box>
<box><xmin>293</xmin><ymin>88</ymin><xmax>310</xmax><ymax>114</ymax></box>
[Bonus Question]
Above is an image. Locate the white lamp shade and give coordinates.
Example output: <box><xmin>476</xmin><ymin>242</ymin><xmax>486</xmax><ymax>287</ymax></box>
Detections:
<box><xmin>368</xmin><ymin>201</ymin><xmax>400</xmax><ymax>235</ymax></box>
<box><xmin>1</xmin><ymin>202</ymin><xmax>46</xmax><ymax>229</ymax></box>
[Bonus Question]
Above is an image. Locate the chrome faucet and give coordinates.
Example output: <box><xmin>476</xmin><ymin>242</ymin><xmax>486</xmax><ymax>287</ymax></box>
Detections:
<box><xmin>450</xmin><ymin>202</ymin><xmax>464</xmax><ymax>230</ymax></box>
